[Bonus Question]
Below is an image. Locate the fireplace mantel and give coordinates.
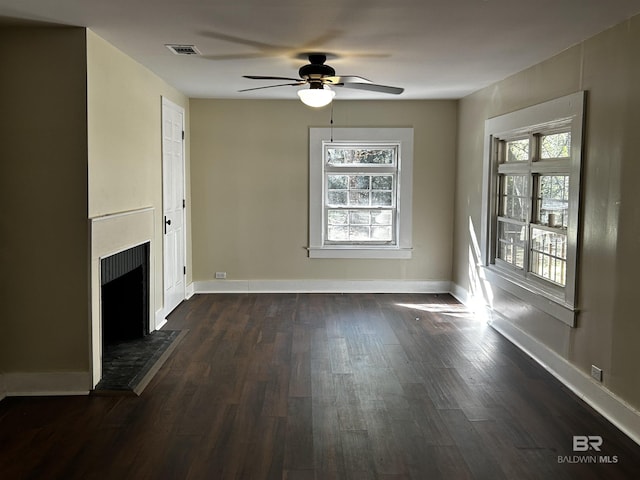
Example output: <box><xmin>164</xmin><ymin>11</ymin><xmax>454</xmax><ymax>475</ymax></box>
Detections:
<box><xmin>90</xmin><ymin>207</ymin><xmax>156</xmax><ymax>387</ymax></box>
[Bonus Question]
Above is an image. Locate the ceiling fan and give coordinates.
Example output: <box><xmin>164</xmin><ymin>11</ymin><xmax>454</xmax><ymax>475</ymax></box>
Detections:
<box><xmin>239</xmin><ymin>53</ymin><xmax>404</xmax><ymax>107</ymax></box>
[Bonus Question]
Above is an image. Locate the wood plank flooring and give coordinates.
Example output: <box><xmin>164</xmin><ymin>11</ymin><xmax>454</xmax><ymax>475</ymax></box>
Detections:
<box><xmin>1</xmin><ymin>293</ymin><xmax>639</xmax><ymax>479</ymax></box>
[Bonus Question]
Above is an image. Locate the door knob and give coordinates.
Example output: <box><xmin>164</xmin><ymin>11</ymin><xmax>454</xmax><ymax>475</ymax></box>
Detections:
<box><xmin>164</xmin><ymin>216</ymin><xmax>171</xmax><ymax>234</ymax></box>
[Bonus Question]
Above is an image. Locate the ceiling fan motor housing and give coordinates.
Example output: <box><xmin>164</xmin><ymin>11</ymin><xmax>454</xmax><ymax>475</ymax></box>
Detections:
<box><xmin>299</xmin><ymin>54</ymin><xmax>336</xmax><ymax>81</ymax></box>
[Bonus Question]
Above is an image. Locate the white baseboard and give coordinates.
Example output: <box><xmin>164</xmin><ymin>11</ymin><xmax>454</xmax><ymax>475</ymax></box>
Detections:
<box><xmin>2</xmin><ymin>371</ymin><xmax>91</xmax><ymax>398</ymax></box>
<box><xmin>453</xmin><ymin>282</ymin><xmax>640</xmax><ymax>447</ymax></box>
<box><xmin>450</xmin><ymin>283</ymin><xmax>492</xmax><ymax>321</ymax></box>
<box><xmin>194</xmin><ymin>279</ymin><xmax>452</xmax><ymax>294</ymax></box>
<box><xmin>450</xmin><ymin>282</ymin><xmax>472</xmax><ymax>305</ymax></box>
<box><xmin>155</xmin><ymin>307</ymin><xmax>168</xmax><ymax>330</ymax></box>
<box><xmin>186</xmin><ymin>282</ymin><xmax>195</xmax><ymax>299</ymax></box>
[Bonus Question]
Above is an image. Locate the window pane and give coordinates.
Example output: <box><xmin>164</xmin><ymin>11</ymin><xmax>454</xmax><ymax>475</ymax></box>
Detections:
<box><xmin>326</xmin><ymin>209</ymin><xmax>394</xmax><ymax>242</ymax></box>
<box><xmin>328</xmin><ymin>174</ymin><xmax>395</xmax><ymax>209</ymax></box>
<box><xmin>350</xmin><ymin>211</ymin><xmax>371</xmax><ymax>225</ymax></box>
<box><xmin>349</xmin><ymin>175</ymin><xmax>370</xmax><ymax>189</ymax></box>
<box><xmin>530</xmin><ymin>228</ymin><xmax>567</xmax><ymax>285</ymax></box>
<box><xmin>500</xmin><ymin>175</ymin><xmax>528</xmax><ymax>221</ymax></box>
<box><xmin>541</xmin><ymin>132</ymin><xmax>571</xmax><ymax>159</ymax></box>
<box><xmin>372</xmin><ymin>191</ymin><xmax>393</xmax><ymax>206</ymax></box>
<box><xmin>327</xmin><ymin>175</ymin><xmax>348</xmax><ymax>189</ymax></box>
<box><xmin>349</xmin><ymin>191</ymin><xmax>370</xmax><ymax>206</ymax></box>
<box><xmin>497</xmin><ymin>221</ymin><xmax>525</xmax><ymax>268</ymax></box>
<box><xmin>327</xmin><ymin>225</ymin><xmax>348</xmax><ymax>241</ymax></box>
<box><xmin>328</xmin><ymin>210</ymin><xmax>348</xmax><ymax>225</ymax></box>
<box><xmin>506</xmin><ymin>138</ymin><xmax>529</xmax><ymax>162</ymax></box>
<box><xmin>372</xmin><ymin>226</ymin><xmax>392</xmax><ymax>241</ymax></box>
<box><xmin>536</xmin><ymin>175</ymin><xmax>569</xmax><ymax>227</ymax></box>
<box><xmin>327</xmin><ymin>191</ymin><xmax>347</xmax><ymax>206</ymax></box>
<box><xmin>349</xmin><ymin>226</ymin><xmax>370</xmax><ymax>240</ymax></box>
<box><xmin>372</xmin><ymin>210</ymin><xmax>393</xmax><ymax>225</ymax></box>
<box><xmin>327</xmin><ymin>147</ymin><xmax>395</xmax><ymax>165</ymax></box>
<box><xmin>372</xmin><ymin>175</ymin><xmax>393</xmax><ymax>190</ymax></box>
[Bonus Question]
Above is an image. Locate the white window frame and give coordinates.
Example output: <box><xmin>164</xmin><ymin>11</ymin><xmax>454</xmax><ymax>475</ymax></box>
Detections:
<box><xmin>309</xmin><ymin>128</ymin><xmax>413</xmax><ymax>259</ymax></box>
<box><xmin>480</xmin><ymin>92</ymin><xmax>585</xmax><ymax>326</ymax></box>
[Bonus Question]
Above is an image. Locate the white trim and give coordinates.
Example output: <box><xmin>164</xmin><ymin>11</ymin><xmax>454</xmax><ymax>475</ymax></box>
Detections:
<box><xmin>453</xmin><ymin>282</ymin><xmax>640</xmax><ymax>447</ymax></box>
<box><xmin>309</xmin><ymin>128</ymin><xmax>414</xmax><ymax>259</ymax></box>
<box><xmin>490</xmin><ymin>314</ymin><xmax>640</xmax><ymax>447</ymax></box>
<box><xmin>90</xmin><ymin>206</ymin><xmax>155</xmax><ymax>221</ymax></box>
<box><xmin>91</xmin><ymin>207</ymin><xmax>156</xmax><ymax>388</ymax></box>
<box><xmin>480</xmin><ymin>92</ymin><xmax>585</xmax><ymax>323</ymax></box>
<box><xmin>449</xmin><ymin>282</ymin><xmax>472</xmax><ymax>305</ymax></box>
<box><xmin>155</xmin><ymin>308</ymin><xmax>168</xmax><ymax>330</ymax></box>
<box><xmin>308</xmin><ymin>247</ymin><xmax>412</xmax><ymax>259</ymax></box>
<box><xmin>484</xmin><ymin>267</ymin><xmax>576</xmax><ymax>327</ymax></box>
<box><xmin>194</xmin><ymin>279</ymin><xmax>451</xmax><ymax>294</ymax></box>
<box><xmin>2</xmin><ymin>372</ymin><xmax>91</xmax><ymax>397</ymax></box>
<box><xmin>161</xmin><ymin>97</ymin><xmax>187</xmax><ymax>318</ymax></box>
<box><xmin>186</xmin><ymin>282</ymin><xmax>195</xmax><ymax>299</ymax></box>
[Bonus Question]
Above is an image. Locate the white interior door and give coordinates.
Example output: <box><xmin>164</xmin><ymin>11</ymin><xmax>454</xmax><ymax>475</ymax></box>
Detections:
<box><xmin>162</xmin><ymin>98</ymin><xmax>186</xmax><ymax>318</ymax></box>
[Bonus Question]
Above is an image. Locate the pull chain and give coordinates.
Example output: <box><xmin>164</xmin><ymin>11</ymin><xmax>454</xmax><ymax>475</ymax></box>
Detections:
<box><xmin>330</xmin><ymin>101</ymin><xmax>334</xmax><ymax>142</ymax></box>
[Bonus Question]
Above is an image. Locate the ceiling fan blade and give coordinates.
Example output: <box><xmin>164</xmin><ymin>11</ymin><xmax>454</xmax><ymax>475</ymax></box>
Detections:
<box><xmin>238</xmin><ymin>83</ymin><xmax>305</xmax><ymax>92</ymax></box>
<box><xmin>243</xmin><ymin>75</ymin><xmax>303</xmax><ymax>82</ymax></box>
<box><xmin>200</xmin><ymin>31</ymin><xmax>289</xmax><ymax>51</ymax></box>
<box><xmin>324</xmin><ymin>75</ymin><xmax>372</xmax><ymax>85</ymax></box>
<box><xmin>337</xmin><ymin>82</ymin><xmax>404</xmax><ymax>95</ymax></box>
<box><xmin>202</xmin><ymin>53</ymin><xmax>266</xmax><ymax>61</ymax></box>
<box><xmin>298</xmin><ymin>30</ymin><xmax>343</xmax><ymax>52</ymax></box>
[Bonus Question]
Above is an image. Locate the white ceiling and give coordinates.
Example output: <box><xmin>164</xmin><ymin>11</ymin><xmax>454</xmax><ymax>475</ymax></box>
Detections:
<box><xmin>2</xmin><ymin>0</ymin><xmax>640</xmax><ymax>100</ymax></box>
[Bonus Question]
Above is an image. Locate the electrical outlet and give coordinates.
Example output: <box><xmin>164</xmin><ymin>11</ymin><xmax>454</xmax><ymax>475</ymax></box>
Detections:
<box><xmin>591</xmin><ymin>365</ymin><xmax>603</xmax><ymax>382</ymax></box>
<box><xmin>215</xmin><ymin>272</ymin><xmax>227</xmax><ymax>279</ymax></box>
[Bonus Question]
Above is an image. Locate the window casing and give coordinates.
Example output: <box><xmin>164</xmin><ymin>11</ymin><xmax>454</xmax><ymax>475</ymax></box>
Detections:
<box><xmin>309</xmin><ymin>128</ymin><xmax>413</xmax><ymax>259</ymax></box>
<box><xmin>481</xmin><ymin>92</ymin><xmax>585</xmax><ymax>326</ymax></box>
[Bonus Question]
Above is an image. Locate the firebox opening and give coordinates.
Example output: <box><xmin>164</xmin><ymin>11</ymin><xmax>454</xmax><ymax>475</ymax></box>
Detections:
<box><xmin>102</xmin><ymin>266</ymin><xmax>147</xmax><ymax>345</ymax></box>
<box><xmin>100</xmin><ymin>242</ymin><xmax>150</xmax><ymax>350</ymax></box>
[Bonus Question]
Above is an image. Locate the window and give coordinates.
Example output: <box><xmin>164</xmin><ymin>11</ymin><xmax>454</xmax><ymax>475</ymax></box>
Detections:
<box><xmin>481</xmin><ymin>92</ymin><xmax>585</xmax><ymax>326</ymax></box>
<box><xmin>309</xmin><ymin>128</ymin><xmax>413</xmax><ymax>259</ymax></box>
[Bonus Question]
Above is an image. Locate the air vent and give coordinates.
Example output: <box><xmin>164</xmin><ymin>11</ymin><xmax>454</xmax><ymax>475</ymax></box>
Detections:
<box><xmin>165</xmin><ymin>44</ymin><xmax>201</xmax><ymax>55</ymax></box>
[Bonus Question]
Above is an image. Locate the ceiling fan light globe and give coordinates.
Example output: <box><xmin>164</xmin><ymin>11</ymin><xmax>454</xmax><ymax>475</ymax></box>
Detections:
<box><xmin>297</xmin><ymin>86</ymin><xmax>335</xmax><ymax>108</ymax></box>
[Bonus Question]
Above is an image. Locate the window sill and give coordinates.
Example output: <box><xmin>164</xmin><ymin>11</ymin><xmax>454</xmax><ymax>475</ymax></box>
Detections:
<box><xmin>483</xmin><ymin>266</ymin><xmax>577</xmax><ymax>327</ymax></box>
<box><xmin>308</xmin><ymin>247</ymin><xmax>412</xmax><ymax>259</ymax></box>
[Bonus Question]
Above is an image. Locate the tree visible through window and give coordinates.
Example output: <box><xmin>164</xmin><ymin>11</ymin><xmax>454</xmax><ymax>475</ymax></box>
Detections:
<box><xmin>481</xmin><ymin>92</ymin><xmax>585</xmax><ymax>325</ymax></box>
<box><xmin>325</xmin><ymin>145</ymin><xmax>397</xmax><ymax>244</ymax></box>
<box><xmin>309</xmin><ymin>128</ymin><xmax>413</xmax><ymax>259</ymax></box>
<box><xmin>496</xmin><ymin>133</ymin><xmax>571</xmax><ymax>287</ymax></box>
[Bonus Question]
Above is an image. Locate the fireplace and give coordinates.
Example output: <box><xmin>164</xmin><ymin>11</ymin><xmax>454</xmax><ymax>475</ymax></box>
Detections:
<box><xmin>100</xmin><ymin>242</ymin><xmax>150</xmax><ymax>348</ymax></box>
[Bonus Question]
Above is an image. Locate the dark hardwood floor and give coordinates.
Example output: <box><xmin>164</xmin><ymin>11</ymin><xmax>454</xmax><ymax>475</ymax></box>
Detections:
<box><xmin>1</xmin><ymin>293</ymin><xmax>639</xmax><ymax>479</ymax></box>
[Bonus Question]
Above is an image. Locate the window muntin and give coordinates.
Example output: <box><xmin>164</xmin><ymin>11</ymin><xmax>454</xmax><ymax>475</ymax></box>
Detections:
<box><xmin>530</xmin><ymin>228</ymin><xmax>567</xmax><ymax>285</ymax></box>
<box><xmin>327</xmin><ymin>209</ymin><xmax>394</xmax><ymax>242</ymax></box>
<box><xmin>497</xmin><ymin>220</ymin><xmax>526</xmax><ymax>269</ymax></box>
<box><xmin>326</xmin><ymin>174</ymin><xmax>395</xmax><ymax>208</ymax></box>
<box><xmin>535</xmin><ymin>174</ymin><xmax>569</xmax><ymax>228</ymax></box>
<box><xmin>309</xmin><ymin>127</ymin><xmax>413</xmax><ymax>259</ymax></box>
<box><xmin>326</xmin><ymin>146</ymin><xmax>396</xmax><ymax>166</ymax></box>
<box><xmin>481</xmin><ymin>92</ymin><xmax>585</xmax><ymax>325</ymax></box>
<box><xmin>324</xmin><ymin>144</ymin><xmax>398</xmax><ymax>245</ymax></box>
<box><xmin>499</xmin><ymin>174</ymin><xmax>528</xmax><ymax>221</ymax></box>
<box><xmin>495</xmin><ymin>130</ymin><xmax>571</xmax><ymax>287</ymax></box>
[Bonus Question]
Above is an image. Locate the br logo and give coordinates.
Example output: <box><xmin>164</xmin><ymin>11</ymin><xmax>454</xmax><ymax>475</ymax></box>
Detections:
<box><xmin>573</xmin><ymin>435</ymin><xmax>603</xmax><ymax>452</ymax></box>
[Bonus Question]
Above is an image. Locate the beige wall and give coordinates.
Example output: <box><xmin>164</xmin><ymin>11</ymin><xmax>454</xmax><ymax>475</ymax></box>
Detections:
<box><xmin>87</xmin><ymin>30</ymin><xmax>190</xmax><ymax>315</ymax></box>
<box><xmin>0</xmin><ymin>26</ymin><xmax>89</xmax><ymax>372</ymax></box>
<box><xmin>453</xmin><ymin>15</ymin><xmax>640</xmax><ymax>408</ymax></box>
<box><xmin>0</xmin><ymin>26</ymin><xmax>191</xmax><ymax>385</ymax></box>
<box><xmin>190</xmin><ymin>99</ymin><xmax>457</xmax><ymax>283</ymax></box>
